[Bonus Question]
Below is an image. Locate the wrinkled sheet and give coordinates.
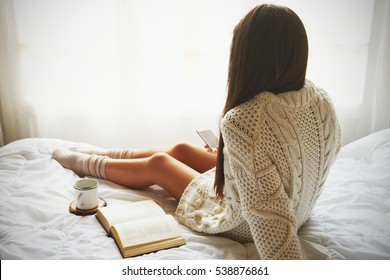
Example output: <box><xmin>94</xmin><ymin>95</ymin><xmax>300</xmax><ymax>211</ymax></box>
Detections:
<box><xmin>0</xmin><ymin>130</ymin><xmax>389</xmax><ymax>259</ymax></box>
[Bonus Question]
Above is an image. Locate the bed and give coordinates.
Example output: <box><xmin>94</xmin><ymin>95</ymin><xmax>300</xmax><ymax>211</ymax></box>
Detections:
<box><xmin>0</xmin><ymin>129</ymin><xmax>389</xmax><ymax>260</ymax></box>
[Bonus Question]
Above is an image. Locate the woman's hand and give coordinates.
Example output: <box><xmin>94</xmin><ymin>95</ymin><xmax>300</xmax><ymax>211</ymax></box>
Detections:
<box><xmin>204</xmin><ymin>145</ymin><xmax>218</xmax><ymax>154</ymax></box>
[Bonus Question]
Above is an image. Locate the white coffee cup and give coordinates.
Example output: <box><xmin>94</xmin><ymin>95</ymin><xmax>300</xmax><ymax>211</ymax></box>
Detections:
<box><xmin>74</xmin><ymin>178</ymin><xmax>99</xmax><ymax>210</ymax></box>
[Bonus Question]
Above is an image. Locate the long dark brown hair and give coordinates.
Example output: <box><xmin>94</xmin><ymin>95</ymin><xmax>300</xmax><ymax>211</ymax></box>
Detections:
<box><xmin>214</xmin><ymin>4</ymin><xmax>309</xmax><ymax>198</ymax></box>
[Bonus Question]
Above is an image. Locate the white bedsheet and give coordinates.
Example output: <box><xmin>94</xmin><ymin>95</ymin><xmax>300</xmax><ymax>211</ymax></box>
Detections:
<box><xmin>0</xmin><ymin>129</ymin><xmax>389</xmax><ymax>259</ymax></box>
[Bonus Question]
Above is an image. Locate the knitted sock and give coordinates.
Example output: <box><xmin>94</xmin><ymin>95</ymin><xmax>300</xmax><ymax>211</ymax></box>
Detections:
<box><xmin>52</xmin><ymin>147</ymin><xmax>108</xmax><ymax>179</ymax></box>
<box><xmin>70</xmin><ymin>147</ymin><xmax>133</xmax><ymax>159</ymax></box>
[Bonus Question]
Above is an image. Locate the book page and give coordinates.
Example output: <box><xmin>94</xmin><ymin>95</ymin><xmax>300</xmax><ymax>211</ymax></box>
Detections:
<box><xmin>97</xmin><ymin>200</ymin><xmax>165</xmax><ymax>229</ymax></box>
<box><xmin>113</xmin><ymin>215</ymin><xmax>183</xmax><ymax>248</ymax></box>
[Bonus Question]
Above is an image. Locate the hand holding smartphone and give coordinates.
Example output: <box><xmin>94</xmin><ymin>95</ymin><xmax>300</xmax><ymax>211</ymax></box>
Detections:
<box><xmin>196</xmin><ymin>129</ymin><xmax>218</xmax><ymax>151</ymax></box>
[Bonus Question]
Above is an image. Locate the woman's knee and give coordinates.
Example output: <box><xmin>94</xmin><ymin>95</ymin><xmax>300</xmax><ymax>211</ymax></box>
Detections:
<box><xmin>169</xmin><ymin>142</ymin><xmax>193</xmax><ymax>158</ymax></box>
<box><xmin>147</xmin><ymin>152</ymin><xmax>173</xmax><ymax>170</ymax></box>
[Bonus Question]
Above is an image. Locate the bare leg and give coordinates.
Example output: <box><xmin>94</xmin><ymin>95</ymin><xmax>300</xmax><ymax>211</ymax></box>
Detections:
<box><xmin>132</xmin><ymin>143</ymin><xmax>217</xmax><ymax>173</ymax></box>
<box><xmin>105</xmin><ymin>152</ymin><xmax>200</xmax><ymax>201</ymax></box>
<box><xmin>72</xmin><ymin>142</ymin><xmax>216</xmax><ymax>173</ymax></box>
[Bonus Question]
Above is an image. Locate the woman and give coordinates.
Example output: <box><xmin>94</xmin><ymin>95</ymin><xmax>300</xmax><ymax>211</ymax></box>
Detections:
<box><xmin>53</xmin><ymin>4</ymin><xmax>341</xmax><ymax>259</ymax></box>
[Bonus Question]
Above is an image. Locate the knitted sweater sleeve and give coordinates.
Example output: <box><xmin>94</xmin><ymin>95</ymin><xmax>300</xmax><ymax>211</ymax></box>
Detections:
<box><xmin>221</xmin><ymin>111</ymin><xmax>304</xmax><ymax>260</ymax></box>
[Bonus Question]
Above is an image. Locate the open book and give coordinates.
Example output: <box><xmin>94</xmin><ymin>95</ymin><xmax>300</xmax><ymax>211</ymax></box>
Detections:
<box><xmin>96</xmin><ymin>200</ymin><xmax>186</xmax><ymax>258</ymax></box>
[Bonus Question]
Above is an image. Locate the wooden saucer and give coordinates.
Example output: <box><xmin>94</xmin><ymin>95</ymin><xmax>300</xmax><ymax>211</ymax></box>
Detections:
<box><xmin>69</xmin><ymin>197</ymin><xmax>107</xmax><ymax>216</ymax></box>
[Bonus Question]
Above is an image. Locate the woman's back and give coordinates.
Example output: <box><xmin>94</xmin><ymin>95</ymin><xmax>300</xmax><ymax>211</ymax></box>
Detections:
<box><xmin>220</xmin><ymin>80</ymin><xmax>342</xmax><ymax>258</ymax></box>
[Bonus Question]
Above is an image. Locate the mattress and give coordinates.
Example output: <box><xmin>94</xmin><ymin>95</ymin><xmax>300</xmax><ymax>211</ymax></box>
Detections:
<box><xmin>0</xmin><ymin>129</ymin><xmax>389</xmax><ymax>260</ymax></box>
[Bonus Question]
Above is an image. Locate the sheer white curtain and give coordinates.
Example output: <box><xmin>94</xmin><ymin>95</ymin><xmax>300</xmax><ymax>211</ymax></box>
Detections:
<box><xmin>0</xmin><ymin>0</ymin><xmax>388</xmax><ymax>148</ymax></box>
<box><xmin>359</xmin><ymin>0</ymin><xmax>390</xmax><ymax>142</ymax></box>
<box><xmin>328</xmin><ymin>0</ymin><xmax>390</xmax><ymax>144</ymax></box>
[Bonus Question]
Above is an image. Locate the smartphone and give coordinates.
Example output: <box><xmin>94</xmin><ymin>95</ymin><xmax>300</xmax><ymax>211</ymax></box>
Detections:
<box><xmin>196</xmin><ymin>129</ymin><xmax>218</xmax><ymax>150</ymax></box>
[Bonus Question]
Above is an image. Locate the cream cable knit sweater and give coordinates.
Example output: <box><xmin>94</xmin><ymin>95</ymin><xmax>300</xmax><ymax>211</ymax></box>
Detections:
<box><xmin>175</xmin><ymin>80</ymin><xmax>342</xmax><ymax>259</ymax></box>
